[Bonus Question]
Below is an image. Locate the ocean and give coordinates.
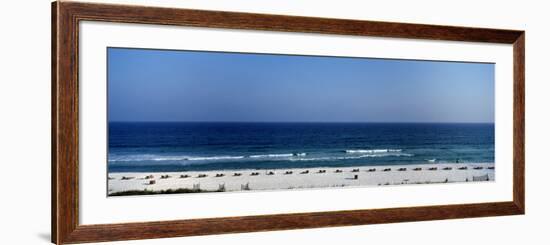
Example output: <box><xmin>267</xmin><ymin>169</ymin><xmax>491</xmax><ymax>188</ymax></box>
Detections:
<box><xmin>108</xmin><ymin>122</ymin><xmax>494</xmax><ymax>173</ymax></box>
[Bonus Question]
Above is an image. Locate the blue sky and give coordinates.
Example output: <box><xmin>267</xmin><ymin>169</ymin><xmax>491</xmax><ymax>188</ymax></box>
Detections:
<box><xmin>108</xmin><ymin>47</ymin><xmax>494</xmax><ymax>123</ymax></box>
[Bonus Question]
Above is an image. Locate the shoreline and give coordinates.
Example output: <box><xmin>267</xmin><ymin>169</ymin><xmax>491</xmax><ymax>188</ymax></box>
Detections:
<box><xmin>108</xmin><ymin>162</ymin><xmax>495</xmax><ymax>196</ymax></box>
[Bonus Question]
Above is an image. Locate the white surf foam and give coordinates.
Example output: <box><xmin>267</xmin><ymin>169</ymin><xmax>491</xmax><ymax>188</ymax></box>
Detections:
<box><xmin>345</xmin><ymin>149</ymin><xmax>402</xmax><ymax>154</ymax></box>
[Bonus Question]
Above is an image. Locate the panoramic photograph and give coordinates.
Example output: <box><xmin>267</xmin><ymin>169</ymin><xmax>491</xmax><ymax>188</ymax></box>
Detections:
<box><xmin>107</xmin><ymin>47</ymin><xmax>495</xmax><ymax>196</ymax></box>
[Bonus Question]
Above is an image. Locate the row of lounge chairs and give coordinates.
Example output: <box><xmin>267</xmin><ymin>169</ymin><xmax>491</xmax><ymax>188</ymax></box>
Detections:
<box><xmin>116</xmin><ymin>165</ymin><xmax>495</xmax><ymax>181</ymax></box>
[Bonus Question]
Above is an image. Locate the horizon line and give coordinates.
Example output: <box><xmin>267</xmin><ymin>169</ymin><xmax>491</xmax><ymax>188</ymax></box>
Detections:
<box><xmin>108</xmin><ymin>121</ymin><xmax>495</xmax><ymax>124</ymax></box>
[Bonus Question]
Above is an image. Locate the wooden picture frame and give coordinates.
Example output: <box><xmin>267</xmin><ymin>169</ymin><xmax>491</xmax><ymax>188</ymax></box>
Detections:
<box><xmin>52</xmin><ymin>1</ymin><xmax>525</xmax><ymax>244</ymax></box>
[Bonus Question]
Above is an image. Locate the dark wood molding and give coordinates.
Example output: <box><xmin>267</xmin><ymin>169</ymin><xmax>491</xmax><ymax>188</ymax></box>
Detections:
<box><xmin>62</xmin><ymin>202</ymin><xmax>522</xmax><ymax>244</ymax></box>
<box><xmin>513</xmin><ymin>33</ymin><xmax>525</xmax><ymax>213</ymax></box>
<box><xmin>52</xmin><ymin>1</ymin><xmax>525</xmax><ymax>244</ymax></box>
<box><xmin>51</xmin><ymin>1</ymin><xmax>58</xmax><ymax>243</ymax></box>
<box><xmin>53</xmin><ymin>1</ymin><xmax>80</xmax><ymax>243</ymax></box>
<box><xmin>59</xmin><ymin>1</ymin><xmax>523</xmax><ymax>43</ymax></box>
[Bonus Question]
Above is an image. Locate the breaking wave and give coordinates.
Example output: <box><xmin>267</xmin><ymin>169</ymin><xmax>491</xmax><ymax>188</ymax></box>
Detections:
<box><xmin>290</xmin><ymin>153</ymin><xmax>413</xmax><ymax>162</ymax></box>
<box><xmin>108</xmin><ymin>150</ymin><xmax>412</xmax><ymax>165</ymax></box>
<box><xmin>250</xmin><ymin>153</ymin><xmax>307</xmax><ymax>158</ymax></box>
<box><xmin>109</xmin><ymin>152</ymin><xmax>308</xmax><ymax>163</ymax></box>
<box><xmin>345</xmin><ymin>149</ymin><xmax>402</xmax><ymax>154</ymax></box>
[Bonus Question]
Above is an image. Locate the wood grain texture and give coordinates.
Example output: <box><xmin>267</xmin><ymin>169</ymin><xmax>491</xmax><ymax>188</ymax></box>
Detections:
<box><xmin>52</xmin><ymin>1</ymin><xmax>525</xmax><ymax>244</ymax></box>
<box><xmin>61</xmin><ymin>1</ymin><xmax>523</xmax><ymax>43</ymax></box>
<box><xmin>64</xmin><ymin>202</ymin><xmax>521</xmax><ymax>244</ymax></box>
<box><xmin>513</xmin><ymin>33</ymin><xmax>525</xmax><ymax>213</ymax></box>
<box><xmin>53</xmin><ymin>1</ymin><xmax>80</xmax><ymax>244</ymax></box>
<box><xmin>51</xmin><ymin>1</ymin><xmax>58</xmax><ymax>243</ymax></box>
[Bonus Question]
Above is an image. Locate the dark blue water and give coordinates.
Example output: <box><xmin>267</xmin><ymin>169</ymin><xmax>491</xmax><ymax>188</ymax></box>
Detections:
<box><xmin>108</xmin><ymin>122</ymin><xmax>494</xmax><ymax>172</ymax></box>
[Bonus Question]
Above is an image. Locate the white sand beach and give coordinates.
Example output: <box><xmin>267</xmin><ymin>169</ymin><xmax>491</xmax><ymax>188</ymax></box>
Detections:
<box><xmin>108</xmin><ymin>162</ymin><xmax>494</xmax><ymax>195</ymax></box>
